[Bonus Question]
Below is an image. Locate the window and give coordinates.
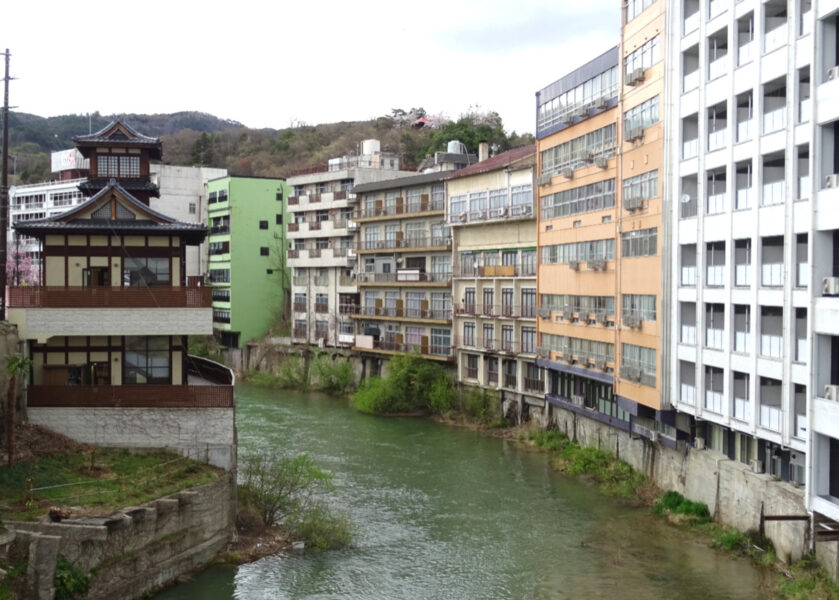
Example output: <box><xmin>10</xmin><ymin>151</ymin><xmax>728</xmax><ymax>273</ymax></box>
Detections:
<box><xmin>735</xmin><ymin>160</ymin><xmax>752</xmax><ymax>209</ymax></box>
<box><xmin>522</xmin><ymin>250</ymin><xmax>537</xmax><ymax>276</ymax></box>
<box><xmin>502</xmin><ymin>325</ymin><xmax>514</xmax><ymax>352</ymax></box>
<box><xmin>706</xmin><ymin>168</ymin><xmax>726</xmax><ymax>214</ymax></box>
<box><xmin>706</xmin><ymin>241</ymin><xmax>725</xmax><ymax>286</ymax></box>
<box><xmin>119</xmin><ymin>155</ymin><xmax>140</xmax><ymax>178</ymax></box>
<box><xmin>734</xmin><ymin>239</ymin><xmax>751</xmax><ymax>286</ymax></box>
<box><xmin>624</xmin><ymin>96</ymin><xmax>659</xmax><ymax>133</ymax></box>
<box><xmin>540</xmin><ymin>124</ymin><xmax>617</xmax><ymax>177</ymax></box>
<box><xmin>541</xmin><ymin>238</ymin><xmax>615</xmax><ymax>264</ymax></box>
<box><xmin>521</xmin><ymin>327</ymin><xmax>536</xmax><ymax>354</ymax></box>
<box><xmin>733</xmin><ymin>305</ymin><xmax>751</xmax><ymax>353</ymax></box>
<box><xmin>708</xmin><ymin>28</ymin><xmax>728</xmax><ymax>79</ymax></box>
<box><xmin>541</xmin><ymin>179</ymin><xmax>615</xmax><ymax>220</ymax></box>
<box><xmin>733</xmin><ymin>372</ymin><xmax>750</xmax><ymax>421</ymax></box>
<box><xmin>761</xmin><ymin>236</ymin><xmax>784</xmax><ymax>286</ymax></box>
<box><xmin>97</xmin><ymin>155</ymin><xmax>118</xmax><ymax>177</ymax></box>
<box><xmin>483</xmin><ymin>323</ymin><xmax>495</xmax><ymax>349</ymax></box>
<box><xmin>625</xmin><ymin>36</ymin><xmax>660</xmax><ymax>78</ymax></box>
<box><xmin>465</xmin><ymin>354</ymin><xmax>479</xmax><ymax>380</ymax></box>
<box><xmin>680</xmin><ymin>361</ymin><xmax>696</xmax><ymax>405</ymax></box>
<box><xmin>759</xmin><ymin>377</ymin><xmax>782</xmax><ymax>431</ymax></box>
<box><xmin>259</xmin><ymin>247</ymin><xmax>269</xmax><ymax>256</ymax></box>
<box><xmin>764</xmin><ymin>0</ymin><xmax>788</xmax><ymax>53</ymax></box>
<box><xmin>188</xmin><ymin>203</ymin><xmax>196</xmax><ymax>215</ymax></box>
<box><xmin>276</xmin><ymin>189</ymin><xmax>284</xmax><ymax>201</ymax></box>
<box><xmin>124</xmin><ymin>257</ymin><xmax>170</xmax><ymax>286</ymax></box>
<box><xmin>482</xmin><ymin>288</ymin><xmax>494</xmax><ymax>315</ymax></box>
<box><xmin>259</xmin><ymin>220</ymin><xmax>268</xmax><ymax>229</ymax></box>
<box><xmin>625</xmin><ymin>0</ymin><xmax>654</xmax><ymax>23</ymax></box>
<box><xmin>763</xmin><ymin>78</ymin><xmax>787</xmax><ymax>134</ymax></box>
<box><xmin>705</xmin><ymin>366</ymin><xmax>724</xmax><ymax>414</ymax></box>
<box><xmin>795</xmin><ymin>308</ymin><xmax>807</xmax><ymax>362</ymax></box>
<box><xmin>623</xmin><ymin>171</ymin><xmax>658</xmax><ymax>209</ymax></box>
<box><xmin>521</xmin><ymin>289</ymin><xmax>537</xmax><ymax>318</ymax></box>
<box><xmin>794</xmin><ymin>383</ymin><xmax>807</xmax><ymax>438</ymax></box>
<box><xmin>681</xmin><ymin>244</ymin><xmax>697</xmax><ymax>286</ymax></box>
<box><xmin>796</xmin><ymin>233</ymin><xmax>808</xmax><ymax>287</ymax></box>
<box><xmin>736</xmin><ymin>92</ymin><xmax>753</xmax><ymax>143</ymax></box>
<box><xmin>705</xmin><ymin>303</ymin><xmax>724</xmax><ymax>349</ymax></box>
<box><xmin>760</xmin><ymin>306</ymin><xmax>783</xmax><ymax>358</ymax></box>
<box><xmin>430</xmin><ymin>329</ymin><xmax>451</xmax><ymax>356</ymax></box>
<box><xmin>621</xmin><ymin>227</ymin><xmax>657</xmax><ymax>258</ymax></box>
<box><xmin>762</xmin><ymin>153</ymin><xmax>786</xmax><ymax>206</ymax></box>
<box><xmin>621</xmin><ymin>343</ymin><xmax>656</xmax><ymax>387</ymax></box>
<box><xmin>683</xmin><ymin>45</ymin><xmax>700</xmax><ymax>92</ymax></box>
<box><xmin>680</xmin><ymin>302</ymin><xmax>696</xmax><ymax>344</ymax></box>
<box><xmin>276</xmin><ymin>214</ymin><xmax>283</xmax><ymax>225</ymax></box>
<box><xmin>737</xmin><ymin>13</ymin><xmax>755</xmax><ymax>65</ymax></box>
<box><xmin>623</xmin><ymin>294</ymin><xmax>656</xmax><ymax>322</ymax></box>
<box><xmin>124</xmin><ymin>336</ymin><xmax>170</xmax><ymax>384</ymax></box>
<box><xmin>536</xmin><ymin>66</ymin><xmax>618</xmax><ymax>134</ymax></box>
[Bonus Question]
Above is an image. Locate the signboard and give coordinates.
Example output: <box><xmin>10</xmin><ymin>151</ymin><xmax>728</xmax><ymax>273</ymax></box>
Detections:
<box><xmin>50</xmin><ymin>149</ymin><xmax>89</xmax><ymax>172</ymax></box>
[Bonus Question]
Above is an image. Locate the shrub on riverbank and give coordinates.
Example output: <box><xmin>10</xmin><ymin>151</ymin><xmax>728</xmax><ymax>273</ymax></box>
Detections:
<box><xmin>247</xmin><ymin>352</ymin><xmax>356</xmax><ymax>394</ymax></box>
<box><xmin>238</xmin><ymin>451</ymin><xmax>352</xmax><ymax>552</ymax></box>
<box><xmin>310</xmin><ymin>354</ymin><xmax>355</xmax><ymax>394</ymax></box>
<box><xmin>353</xmin><ymin>353</ymin><xmax>453</xmax><ymax>415</ymax></box>
<box><xmin>653</xmin><ymin>490</ymin><xmax>711</xmax><ymax>524</ymax></box>
<box><xmin>525</xmin><ymin>429</ymin><xmax>646</xmax><ymax>498</ymax></box>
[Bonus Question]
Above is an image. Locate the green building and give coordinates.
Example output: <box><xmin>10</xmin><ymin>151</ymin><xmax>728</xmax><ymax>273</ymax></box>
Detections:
<box><xmin>206</xmin><ymin>176</ymin><xmax>290</xmax><ymax>348</ymax></box>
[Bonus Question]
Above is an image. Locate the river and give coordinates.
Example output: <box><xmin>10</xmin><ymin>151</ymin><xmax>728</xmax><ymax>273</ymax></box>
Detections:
<box><xmin>155</xmin><ymin>384</ymin><xmax>769</xmax><ymax>599</ymax></box>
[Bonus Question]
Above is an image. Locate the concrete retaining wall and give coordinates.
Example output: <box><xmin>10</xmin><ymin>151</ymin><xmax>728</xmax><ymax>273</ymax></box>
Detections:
<box><xmin>27</xmin><ymin>407</ymin><xmax>236</xmax><ymax>470</ymax></box>
<box><xmin>547</xmin><ymin>403</ymin><xmax>809</xmax><ymax>562</ymax></box>
<box><xmin>5</xmin><ymin>475</ymin><xmax>235</xmax><ymax>600</ymax></box>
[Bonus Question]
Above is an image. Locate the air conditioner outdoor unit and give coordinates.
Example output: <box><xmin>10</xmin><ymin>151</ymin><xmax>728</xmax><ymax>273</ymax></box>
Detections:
<box><xmin>649</xmin><ymin>431</ymin><xmax>659</xmax><ymax>443</ymax></box>
<box><xmin>596</xmin><ymin>312</ymin><xmax>608</xmax><ymax>325</ymax></box>
<box><xmin>569</xmin><ymin>260</ymin><xmax>580</xmax><ymax>271</ymax></box>
<box><xmin>538</xmin><ymin>307</ymin><xmax>552</xmax><ymax>319</ymax></box>
<box><xmin>828</xmin><ymin>66</ymin><xmax>839</xmax><ymax>81</ymax></box>
<box><xmin>823</xmin><ymin>277</ymin><xmax>839</xmax><ymax>296</ymax></box>
<box><xmin>825</xmin><ymin>174</ymin><xmax>839</xmax><ymax>189</ymax></box>
<box><xmin>574</xmin><ymin>106</ymin><xmax>589</xmax><ymax>118</ymax></box>
<box><xmin>588</xmin><ymin>258</ymin><xmax>606</xmax><ymax>271</ymax></box>
<box><xmin>572</xmin><ymin>394</ymin><xmax>585</xmax><ymax>407</ymax></box>
<box><xmin>626</xmin><ymin>126</ymin><xmax>644</xmax><ymax>142</ymax></box>
<box><xmin>561</xmin><ymin>167</ymin><xmax>574</xmax><ymax>179</ymax></box>
<box><xmin>750</xmin><ymin>459</ymin><xmax>764</xmax><ymax>474</ymax></box>
<box><xmin>825</xmin><ymin>384</ymin><xmax>839</xmax><ymax>401</ymax></box>
<box><xmin>522</xmin><ymin>205</ymin><xmax>532</xmax><ymax>215</ymax></box>
<box><xmin>624</xmin><ymin>195</ymin><xmax>643</xmax><ymax>211</ymax></box>
<box><xmin>594</xmin><ymin>156</ymin><xmax>608</xmax><ymax>169</ymax></box>
<box><xmin>628</xmin><ymin>67</ymin><xmax>645</xmax><ymax>85</ymax></box>
<box><xmin>624</xmin><ymin>314</ymin><xmax>642</xmax><ymax>328</ymax></box>
<box><xmin>458</xmin><ymin>212</ymin><xmax>467</xmax><ymax>222</ymax></box>
<box><xmin>495</xmin><ymin>207</ymin><xmax>508</xmax><ymax>217</ymax></box>
<box><xmin>537</xmin><ymin>173</ymin><xmax>553</xmax><ymax>186</ymax></box>
<box><xmin>694</xmin><ymin>437</ymin><xmax>705</xmax><ymax>450</ymax></box>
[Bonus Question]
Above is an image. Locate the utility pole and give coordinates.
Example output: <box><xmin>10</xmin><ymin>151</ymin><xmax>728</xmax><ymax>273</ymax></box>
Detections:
<box><xmin>0</xmin><ymin>49</ymin><xmax>11</xmax><ymax>321</ymax></box>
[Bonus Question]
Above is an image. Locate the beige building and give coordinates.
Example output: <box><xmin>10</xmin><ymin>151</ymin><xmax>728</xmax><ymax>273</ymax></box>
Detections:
<box><xmin>447</xmin><ymin>146</ymin><xmax>543</xmax><ymax>409</ymax></box>
<box><xmin>350</xmin><ymin>172</ymin><xmax>454</xmax><ymax>371</ymax></box>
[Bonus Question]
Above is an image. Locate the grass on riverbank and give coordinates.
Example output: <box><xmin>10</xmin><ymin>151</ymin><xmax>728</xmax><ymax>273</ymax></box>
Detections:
<box><xmin>246</xmin><ymin>352</ymin><xmax>354</xmax><ymax>395</ymax></box>
<box><xmin>0</xmin><ymin>426</ymin><xmax>219</xmax><ymax>522</ymax></box>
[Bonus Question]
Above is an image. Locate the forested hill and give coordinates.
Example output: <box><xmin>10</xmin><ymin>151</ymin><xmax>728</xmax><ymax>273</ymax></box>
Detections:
<box><xmin>8</xmin><ymin>109</ymin><xmax>534</xmax><ymax>184</ymax></box>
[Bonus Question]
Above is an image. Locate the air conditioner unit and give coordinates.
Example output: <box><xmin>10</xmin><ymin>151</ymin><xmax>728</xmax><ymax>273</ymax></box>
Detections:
<box><xmin>561</xmin><ymin>167</ymin><xmax>574</xmax><ymax>179</ymax></box>
<box><xmin>522</xmin><ymin>205</ymin><xmax>532</xmax><ymax>215</ymax></box>
<box><xmin>823</xmin><ymin>277</ymin><xmax>839</xmax><ymax>296</ymax></box>
<box><xmin>825</xmin><ymin>174</ymin><xmax>839</xmax><ymax>188</ymax></box>
<box><xmin>828</xmin><ymin>66</ymin><xmax>839</xmax><ymax>81</ymax></box>
<box><xmin>568</xmin><ymin>260</ymin><xmax>580</xmax><ymax>271</ymax></box>
<box><xmin>694</xmin><ymin>437</ymin><xmax>705</xmax><ymax>450</ymax></box>
<box><xmin>626</xmin><ymin>126</ymin><xmax>644</xmax><ymax>142</ymax></box>
<box><xmin>627</xmin><ymin>67</ymin><xmax>645</xmax><ymax>85</ymax></box>
<box><xmin>458</xmin><ymin>212</ymin><xmax>467</xmax><ymax>222</ymax></box>
<box><xmin>538</xmin><ymin>307</ymin><xmax>552</xmax><ymax>319</ymax></box>
<box><xmin>595</xmin><ymin>95</ymin><xmax>609</xmax><ymax>109</ymax></box>
<box><xmin>624</xmin><ymin>314</ymin><xmax>641</xmax><ymax>328</ymax></box>
<box><xmin>594</xmin><ymin>156</ymin><xmax>608</xmax><ymax>169</ymax></box>
<box><xmin>596</xmin><ymin>312</ymin><xmax>608</xmax><ymax>325</ymax></box>
<box><xmin>577</xmin><ymin>150</ymin><xmax>594</xmax><ymax>163</ymax></box>
<box><xmin>649</xmin><ymin>431</ymin><xmax>659</xmax><ymax>443</ymax></box>
<box><xmin>825</xmin><ymin>384</ymin><xmax>839</xmax><ymax>401</ymax></box>
<box><xmin>750</xmin><ymin>459</ymin><xmax>764</xmax><ymax>474</ymax></box>
<box><xmin>536</xmin><ymin>173</ymin><xmax>553</xmax><ymax>186</ymax></box>
<box><xmin>587</xmin><ymin>258</ymin><xmax>606</xmax><ymax>271</ymax></box>
<box><xmin>495</xmin><ymin>207</ymin><xmax>508</xmax><ymax>217</ymax></box>
<box><xmin>624</xmin><ymin>195</ymin><xmax>644</xmax><ymax>211</ymax></box>
<box><xmin>572</xmin><ymin>394</ymin><xmax>585</xmax><ymax>407</ymax></box>
<box><xmin>536</xmin><ymin>346</ymin><xmax>550</xmax><ymax>358</ymax></box>
<box><xmin>574</xmin><ymin>106</ymin><xmax>589</xmax><ymax>118</ymax></box>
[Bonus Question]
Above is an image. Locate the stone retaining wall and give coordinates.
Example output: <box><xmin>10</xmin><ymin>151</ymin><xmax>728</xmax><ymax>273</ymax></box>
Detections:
<box><xmin>4</xmin><ymin>474</ymin><xmax>235</xmax><ymax>600</ymax></box>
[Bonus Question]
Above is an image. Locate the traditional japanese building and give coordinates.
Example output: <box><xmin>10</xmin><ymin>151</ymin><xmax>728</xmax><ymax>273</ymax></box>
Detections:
<box><xmin>7</xmin><ymin>121</ymin><xmax>235</xmax><ymax>468</ymax></box>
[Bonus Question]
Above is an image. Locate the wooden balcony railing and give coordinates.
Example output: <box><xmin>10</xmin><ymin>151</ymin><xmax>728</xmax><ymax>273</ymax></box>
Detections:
<box><xmin>8</xmin><ymin>286</ymin><xmax>212</xmax><ymax>309</ymax></box>
<box><xmin>26</xmin><ymin>384</ymin><xmax>233</xmax><ymax>408</ymax></box>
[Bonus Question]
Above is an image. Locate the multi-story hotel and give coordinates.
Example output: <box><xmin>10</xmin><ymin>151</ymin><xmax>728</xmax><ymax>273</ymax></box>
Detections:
<box><xmin>448</xmin><ymin>145</ymin><xmax>545</xmax><ymax>412</ymax></box>
<box><xmin>286</xmin><ymin>140</ymin><xmax>414</xmax><ymax>347</ymax></box>
<box><xmin>206</xmin><ymin>176</ymin><xmax>290</xmax><ymax>349</ymax></box>
<box><xmin>350</xmin><ymin>172</ymin><xmax>454</xmax><ymax>370</ymax></box>
<box><xmin>665</xmin><ymin>0</ymin><xmax>828</xmax><ymax>512</ymax></box>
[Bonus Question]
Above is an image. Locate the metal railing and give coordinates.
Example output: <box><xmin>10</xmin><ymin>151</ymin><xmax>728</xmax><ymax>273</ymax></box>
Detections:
<box><xmin>356</xmin><ymin>198</ymin><xmax>444</xmax><ymax>219</ymax></box>
<box><xmin>356</xmin><ymin>237</ymin><xmax>451</xmax><ymax>251</ymax></box>
<box><xmin>354</xmin><ymin>306</ymin><xmax>452</xmax><ymax>321</ymax></box>
<box><xmin>355</xmin><ymin>271</ymin><xmax>452</xmax><ymax>284</ymax></box>
<box><xmin>361</xmin><ymin>338</ymin><xmax>454</xmax><ymax>358</ymax></box>
<box><xmin>453</xmin><ymin>263</ymin><xmax>537</xmax><ymax>278</ymax></box>
<box><xmin>454</xmin><ymin>304</ymin><xmax>537</xmax><ymax>318</ymax></box>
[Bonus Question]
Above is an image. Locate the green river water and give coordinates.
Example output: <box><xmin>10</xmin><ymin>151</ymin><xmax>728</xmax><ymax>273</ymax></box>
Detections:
<box><xmin>155</xmin><ymin>384</ymin><xmax>769</xmax><ymax>599</ymax></box>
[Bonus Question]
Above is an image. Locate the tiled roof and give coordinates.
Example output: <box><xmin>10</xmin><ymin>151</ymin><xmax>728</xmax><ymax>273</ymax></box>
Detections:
<box><xmin>445</xmin><ymin>145</ymin><xmax>536</xmax><ymax>180</ymax></box>
<box><xmin>73</xmin><ymin>119</ymin><xmax>160</xmax><ymax>145</ymax></box>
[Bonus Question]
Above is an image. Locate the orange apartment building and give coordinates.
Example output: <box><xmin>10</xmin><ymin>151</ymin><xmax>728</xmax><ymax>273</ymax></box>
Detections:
<box><xmin>536</xmin><ymin>0</ymin><xmax>675</xmax><ymax>443</ymax></box>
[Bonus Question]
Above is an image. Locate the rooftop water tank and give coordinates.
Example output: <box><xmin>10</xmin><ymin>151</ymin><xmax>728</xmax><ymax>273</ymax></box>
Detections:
<box><xmin>447</xmin><ymin>140</ymin><xmax>465</xmax><ymax>154</ymax></box>
<box><xmin>361</xmin><ymin>139</ymin><xmax>381</xmax><ymax>155</ymax></box>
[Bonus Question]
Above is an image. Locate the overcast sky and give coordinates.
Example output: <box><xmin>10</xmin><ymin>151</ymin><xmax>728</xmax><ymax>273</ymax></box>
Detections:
<box><xmin>7</xmin><ymin>0</ymin><xmax>618</xmax><ymax>135</ymax></box>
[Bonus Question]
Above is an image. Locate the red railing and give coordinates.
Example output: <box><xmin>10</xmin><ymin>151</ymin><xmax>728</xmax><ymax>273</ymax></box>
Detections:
<box><xmin>27</xmin><ymin>384</ymin><xmax>233</xmax><ymax>408</ymax></box>
<box><xmin>8</xmin><ymin>286</ymin><xmax>212</xmax><ymax>309</ymax></box>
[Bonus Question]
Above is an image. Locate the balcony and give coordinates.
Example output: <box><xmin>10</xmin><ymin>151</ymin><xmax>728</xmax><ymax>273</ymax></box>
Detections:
<box><xmin>292</xmin><ymin>327</ymin><xmax>308</xmax><ymax>338</ymax></box>
<box><xmin>293</xmin><ymin>302</ymin><xmax>307</xmax><ymax>312</ymax></box>
<box><xmin>454</xmin><ymin>263</ymin><xmax>537</xmax><ymax>278</ymax></box>
<box><xmin>355</xmin><ymin>271</ymin><xmax>452</xmax><ymax>285</ymax></box>
<box><xmin>502</xmin><ymin>373</ymin><xmax>518</xmax><ymax>389</ymax></box>
<box><xmin>210</xmin><ymin>225</ymin><xmax>230</xmax><ymax>235</ymax></box>
<box><xmin>449</xmin><ymin>203</ymin><xmax>534</xmax><ymax>225</ymax></box>
<box><xmin>9</xmin><ymin>285</ymin><xmax>211</xmax><ymax>309</ymax></box>
<box><xmin>454</xmin><ymin>304</ymin><xmax>536</xmax><ymax>319</ymax></box>
<box><xmin>314</xmin><ymin>302</ymin><xmax>330</xmax><ymax>314</ymax></box>
<box><xmin>352</xmin><ymin>305</ymin><xmax>452</xmax><ymax>323</ymax></box>
<box><xmin>356</xmin><ymin>236</ymin><xmax>451</xmax><ymax>253</ymax></box>
<box><xmin>27</xmin><ymin>383</ymin><xmax>233</xmax><ymax>409</ymax></box>
<box><xmin>355</xmin><ymin>196</ymin><xmax>445</xmax><ymax>221</ymax></box>
<box><xmin>353</xmin><ymin>336</ymin><xmax>454</xmax><ymax>361</ymax></box>
<box><xmin>524</xmin><ymin>377</ymin><xmax>545</xmax><ymax>393</ymax></box>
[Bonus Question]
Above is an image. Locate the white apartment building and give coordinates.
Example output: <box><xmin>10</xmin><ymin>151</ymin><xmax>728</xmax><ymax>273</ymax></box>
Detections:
<box><xmin>666</xmin><ymin>0</ymin><xmax>829</xmax><ymax>514</ymax></box>
<box><xmin>286</xmin><ymin>140</ymin><xmax>414</xmax><ymax>347</ymax></box>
